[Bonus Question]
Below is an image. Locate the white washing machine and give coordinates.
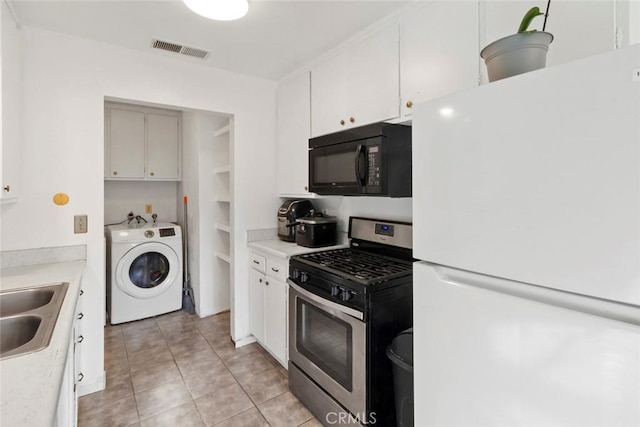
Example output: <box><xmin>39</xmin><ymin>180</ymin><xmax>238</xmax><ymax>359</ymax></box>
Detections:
<box><xmin>106</xmin><ymin>222</ymin><xmax>183</xmax><ymax>324</ymax></box>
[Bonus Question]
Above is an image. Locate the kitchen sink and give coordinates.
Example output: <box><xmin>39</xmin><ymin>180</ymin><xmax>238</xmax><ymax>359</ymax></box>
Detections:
<box><xmin>0</xmin><ymin>288</ymin><xmax>55</xmax><ymax>317</ymax></box>
<box><xmin>0</xmin><ymin>316</ymin><xmax>43</xmax><ymax>354</ymax></box>
<box><xmin>0</xmin><ymin>283</ymin><xmax>68</xmax><ymax>360</ymax></box>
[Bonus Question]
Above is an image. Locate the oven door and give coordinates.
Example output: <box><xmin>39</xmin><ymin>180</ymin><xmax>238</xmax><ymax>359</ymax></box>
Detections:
<box><xmin>288</xmin><ymin>280</ymin><xmax>366</xmax><ymax>417</ymax></box>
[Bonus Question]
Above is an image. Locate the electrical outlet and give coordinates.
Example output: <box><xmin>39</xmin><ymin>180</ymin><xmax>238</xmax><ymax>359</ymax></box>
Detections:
<box><xmin>74</xmin><ymin>215</ymin><xmax>88</xmax><ymax>234</ymax></box>
<box><xmin>145</xmin><ymin>204</ymin><xmax>153</xmax><ymax>214</ymax></box>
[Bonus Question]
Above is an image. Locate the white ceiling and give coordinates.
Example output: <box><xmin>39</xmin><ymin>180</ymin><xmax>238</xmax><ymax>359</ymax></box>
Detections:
<box><xmin>9</xmin><ymin>0</ymin><xmax>409</xmax><ymax>81</ymax></box>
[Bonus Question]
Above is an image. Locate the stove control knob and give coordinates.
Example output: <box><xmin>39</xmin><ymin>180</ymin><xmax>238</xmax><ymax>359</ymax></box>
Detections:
<box><xmin>292</xmin><ymin>269</ymin><xmax>300</xmax><ymax>280</ymax></box>
<box><xmin>299</xmin><ymin>272</ymin><xmax>309</xmax><ymax>283</ymax></box>
<box><xmin>330</xmin><ymin>286</ymin><xmax>340</xmax><ymax>297</ymax></box>
<box><xmin>340</xmin><ymin>290</ymin><xmax>353</xmax><ymax>301</ymax></box>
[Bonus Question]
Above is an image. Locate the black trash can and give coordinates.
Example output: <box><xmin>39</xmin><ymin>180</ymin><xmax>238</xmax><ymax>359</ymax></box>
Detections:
<box><xmin>387</xmin><ymin>328</ymin><xmax>413</xmax><ymax>427</ymax></box>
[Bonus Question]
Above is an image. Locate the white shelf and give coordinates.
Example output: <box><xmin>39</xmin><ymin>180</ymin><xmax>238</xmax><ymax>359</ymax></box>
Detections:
<box><xmin>213</xmin><ymin>165</ymin><xmax>231</xmax><ymax>174</ymax></box>
<box><xmin>214</xmin><ymin>124</ymin><xmax>230</xmax><ymax>137</ymax></box>
<box><xmin>215</xmin><ymin>223</ymin><xmax>231</xmax><ymax>233</ymax></box>
<box><xmin>215</xmin><ymin>252</ymin><xmax>232</xmax><ymax>264</ymax></box>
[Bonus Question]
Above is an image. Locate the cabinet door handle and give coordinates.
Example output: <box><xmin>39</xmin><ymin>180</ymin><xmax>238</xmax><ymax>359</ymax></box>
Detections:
<box><xmin>253</xmin><ymin>260</ymin><xmax>259</xmax><ymax>264</ymax></box>
<box><xmin>150</xmin><ymin>172</ymin><xmax>155</xmax><ymax>176</ymax></box>
<box><xmin>271</xmin><ymin>267</ymin><xmax>279</xmax><ymax>273</ymax></box>
<box><xmin>349</xmin><ymin>116</ymin><xmax>355</xmax><ymax>123</ymax></box>
<box><xmin>77</xmin><ymin>373</ymin><xmax>84</xmax><ymax>382</ymax></box>
<box><xmin>80</xmin><ymin>289</ymin><xmax>84</xmax><ymax>296</ymax></box>
<box><xmin>340</xmin><ymin>119</ymin><xmax>345</xmax><ymax>125</ymax></box>
<box><xmin>78</xmin><ymin>313</ymin><xmax>84</xmax><ymax>320</ymax></box>
<box><xmin>265</xmin><ymin>281</ymin><xmax>269</xmax><ymax>286</ymax></box>
<box><xmin>259</xmin><ymin>278</ymin><xmax>263</xmax><ymax>283</ymax></box>
<box><xmin>77</xmin><ymin>335</ymin><xmax>84</xmax><ymax>343</ymax></box>
<box><xmin>3</xmin><ymin>185</ymin><xmax>9</xmax><ymax>192</ymax></box>
<box><xmin>406</xmin><ymin>101</ymin><xmax>413</xmax><ymax>108</ymax></box>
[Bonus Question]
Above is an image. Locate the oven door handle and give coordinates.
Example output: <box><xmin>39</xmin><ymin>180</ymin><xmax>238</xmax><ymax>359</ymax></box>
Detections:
<box><xmin>287</xmin><ymin>279</ymin><xmax>364</xmax><ymax>321</ymax></box>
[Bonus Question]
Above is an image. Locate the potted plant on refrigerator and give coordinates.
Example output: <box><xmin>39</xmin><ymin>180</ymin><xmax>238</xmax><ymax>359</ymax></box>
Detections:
<box><xmin>481</xmin><ymin>1</ymin><xmax>553</xmax><ymax>82</ymax></box>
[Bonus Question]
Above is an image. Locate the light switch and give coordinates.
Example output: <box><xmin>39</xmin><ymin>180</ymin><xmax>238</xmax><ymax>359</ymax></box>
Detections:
<box><xmin>74</xmin><ymin>215</ymin><xmax>88</xmax><ymax>234</ymax></box>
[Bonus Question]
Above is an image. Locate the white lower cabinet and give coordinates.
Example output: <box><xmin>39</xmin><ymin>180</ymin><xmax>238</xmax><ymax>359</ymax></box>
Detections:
<box><xmin>248</xmin><ymin>251</ymin><xmax>288</xmax><ymax>367</ymax></box>
<box><xmin>55</xmin><ymin>290</ymin><xmax>83</xmax><ymax>427</ymax></box>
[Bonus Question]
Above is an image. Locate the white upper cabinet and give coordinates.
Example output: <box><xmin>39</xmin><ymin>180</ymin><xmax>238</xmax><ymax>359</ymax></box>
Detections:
<box><xmin>147</xmin><ymin>113</ymin><xmax>180</xmax><ymax>180</ymax></box>
<box><xmin>1</xmin><ymin>2</ymin><xmax>22</xmax><ymax>203</ymax></box>
<box><xmin>400</xmin><ymin>1</ymin><xmax>479</xmax><ymax>118</ymax></box>
<box><xmin>277</xmin><ymin>71</ymin><xmax>315</xmax><ymax>197</ymax></box>
<box><xmin>311</xmin><ymin>23</ymin><xmax>400</xmax><ymax>137</ymax></box>
<box><xmin>480</xmin><ymin>0</ymin><xmax>619</xmax><ymax>84</ymax></box>
<box><xmin>107</xmin><ymin>108</ymin><xmax>145</xmax><ymax>179</ymax></box>
<box><xmin>105</xmin><ymin>104</ymin><xmax>181</xmax><ymax>181</ymax></box>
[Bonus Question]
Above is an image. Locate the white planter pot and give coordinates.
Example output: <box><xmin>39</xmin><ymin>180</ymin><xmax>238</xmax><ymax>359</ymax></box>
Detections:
<box><xmin>481</xmin><ymin>32</ymin><xmax>553</xmax><ymax>82</ymax></box>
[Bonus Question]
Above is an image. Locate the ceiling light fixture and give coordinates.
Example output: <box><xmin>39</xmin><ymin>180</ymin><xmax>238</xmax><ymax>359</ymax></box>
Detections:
<box><xmin>182</xmin><ymin>0</ymin><xmax>249</xmax><ymax>21</ymax></box>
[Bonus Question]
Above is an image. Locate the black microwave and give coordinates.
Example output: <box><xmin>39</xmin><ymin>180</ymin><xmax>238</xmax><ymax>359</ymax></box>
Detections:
<box><xmin>308</xmin><ymin>122</ymin><xmax>412</xmax><ymax>197</ymax></box>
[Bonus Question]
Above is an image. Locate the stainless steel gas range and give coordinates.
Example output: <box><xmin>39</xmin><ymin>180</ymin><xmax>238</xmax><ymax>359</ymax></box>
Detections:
<box><xmin>288</xmin><ymin>217</ymin><xmax>413</xmax><ymax>426</ymax></box>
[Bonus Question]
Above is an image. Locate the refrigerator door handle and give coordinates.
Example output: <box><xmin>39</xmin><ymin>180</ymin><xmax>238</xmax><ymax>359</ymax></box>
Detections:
<box><xmin>433</xmin><ymin>264</ymin><xmax>640</xmax><ymax>326</ymax></box>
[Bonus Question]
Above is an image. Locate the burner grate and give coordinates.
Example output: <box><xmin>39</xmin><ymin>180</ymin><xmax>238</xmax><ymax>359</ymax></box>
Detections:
<box><xmin>300</xmin><ymin>249</ymin><xmax>412</xmax><ymax>282</ymax></box>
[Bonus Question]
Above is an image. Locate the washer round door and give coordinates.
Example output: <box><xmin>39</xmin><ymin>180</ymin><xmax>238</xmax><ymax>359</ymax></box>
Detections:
<box><xmin>115</xmin><ymin>242</ymin><xmax>181</xmax><ymax>299</ymax></box>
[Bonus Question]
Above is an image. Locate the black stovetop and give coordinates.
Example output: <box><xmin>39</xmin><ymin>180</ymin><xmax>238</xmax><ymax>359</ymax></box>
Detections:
<box><xmin>295</xmin><ymin>247</ymin><xmax>413</xmax><ymax>285</ymax></box>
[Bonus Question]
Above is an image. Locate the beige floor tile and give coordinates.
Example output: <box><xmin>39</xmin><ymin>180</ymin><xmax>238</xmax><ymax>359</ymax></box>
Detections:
<box><xmin>124</xmin><ymin>331</ymin><xmax>166</xmax><ymax>353</ymax></box>
<box><xmin>257</xmin><ymin>392</ymin><xmax>313</xmax><ymax>427</ymax></box>
<box><xmin>104</xmin><ymin>324</ymin><xmax>123</xmax><ymax>337</ymax></box>
<box><xmin>213</xmin><ymin>341</ymin><xmax>260</xmax><ymax>363</ymax></box>
<box><xmin>194</xmin><ymin>314</ymin><xmax>230</xmax><ymax>333</ymax></box>
<box><xmin>140</xmin><ymin>401</ymin><xmax>204</xmax><ymax>427</ymax></box>
<box><xmin>256</xmin><ymin>349</ymin><xmax>281</xmax><ymax>369</ymax></box>
<box><xmin>135</xmin><ymin>379</ymin><xmax>192</xmax><ymax>420</ymax></box>
<box><xmin>122</xmin><ymin>318</ymin><xmax>160</xmax><ymax>338</ymax></box>
<box><xmin>130</xmin><ymin>359</ymin><xmax>182</xmax><ymax>393</ymax></box>
<box><xmin>195</xmin><ymin>382</ymin><xmax>254</xmax><ymax>426</ymax></box>
<box><xmin>213</xmin><ymin>407</ymin><xmax>268</xmax><ymax>427</ymax></box>
<box><xmin>167</xmin><ymin>333</ymin><xmax>213</xmax><ymax>358</ymax></box>
<box><xmin>128</xmin><ymin>343</ymin><xmax>174</xmax><ymax>372</ymax></box>
<box><xmin>183</xmin><ymin>365</ymin><xmax>238</xmax><ymax>399</ymax></box>
<box><xmin>162</xmin><ymin>328</ymin><xmax>203</xmax><ymax>346</ymax></box>
<box><xmin>157</xmin><ymin>315</ymin><xmax>196</xmax><ymax>334</ymax></box>
<box><xmin>104</xmin><ymin>351</ymin><xmax>131</xmax><ymax>378</ymax></box>
<box><xmin>298</xmin><ymin>418</ymin><xmax>324</xmax><ymax>427</ymax></box>
<box><xmin>105</xmin><ymin>331</ymin><xmax>125</xmax><ymax>349</ymax></box>
<box><xmin>225</xmin><ymin>351</ymin><xmax>274</xmax><ymax>382</ymax></box>
<box><xmin>78</xmin><ymin>395</ymin><xmax>139</xmax><ymax>427</ymax></box>
<box><xmin>237</xmin><ymin>368</ymin><xmax>289</xmax><ymax>405</ymax></box>
<box><xmin>199</xmin><ymin>327</ymin><xmax>232</xmax><ymax>346</ymax></box>
<box><xmin>275</xmin><ymin>365</ymin><xmax>288</xmax><ymax>379</ymax></box>
<box><xmin>78</xmin><ymin>371</ymin><xmax>134</xmax><ymax>413</ymax></box>
<box><xmin>174</xmin><ymin>348</ymin><xmax>224</xmax><ymax>378</ymax></box>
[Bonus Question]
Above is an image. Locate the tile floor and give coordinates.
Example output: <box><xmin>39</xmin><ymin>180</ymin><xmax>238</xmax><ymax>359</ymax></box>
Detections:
<box><xmin>78</xmin><ymin>310</ymin><xmax>322</xmax><ymax>427</ymax></box>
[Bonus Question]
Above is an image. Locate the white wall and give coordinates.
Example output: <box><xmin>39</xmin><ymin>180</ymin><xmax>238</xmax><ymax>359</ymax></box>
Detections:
<box><xmin>313</xmin><ymin>196</ymin><xmax>413</xmax><ymax>232</ymax></box>
<box><xmin>104</xmin><ymin>180</ymin><xmax>179</xmax><ymax>225</ymax></box>
<box><xmin>0</xmin><ymin>26</ymin><xmax>278</xmax><ymax>394</ymax></box>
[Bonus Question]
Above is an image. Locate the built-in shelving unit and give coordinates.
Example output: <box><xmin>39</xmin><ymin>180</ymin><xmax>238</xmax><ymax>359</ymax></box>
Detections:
<box><xmin>212</xmin><ymin>119</ymin><xmax>233</xmax><ymax>305</ymax></box>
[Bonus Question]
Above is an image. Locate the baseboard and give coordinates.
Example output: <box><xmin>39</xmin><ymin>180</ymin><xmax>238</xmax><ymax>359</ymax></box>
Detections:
<box><xmin>78</xmin><ymin>371</ymin><xmax>106</xmax><ymax>396</ymax></box>
<box><xmin>233</xmin><ymin>335</ymin><xmax>257</xmax><ymax>348</ymax></box>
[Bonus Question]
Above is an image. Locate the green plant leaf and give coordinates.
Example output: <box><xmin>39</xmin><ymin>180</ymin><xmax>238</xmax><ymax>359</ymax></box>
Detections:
<box><xmin>518</xmin><ymin>6</ymin><xmax>544</xmax><ymax>33</ymax></box>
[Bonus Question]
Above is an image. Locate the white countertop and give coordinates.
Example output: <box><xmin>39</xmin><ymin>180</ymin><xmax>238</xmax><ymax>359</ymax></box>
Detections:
<box><xmin>248</xmin><ymin>238</ymin><xmax>348</xmax><ymax>259</ymax></box>
<box><xmin>0</xmin><ymin>260</ymin><xmax>85</xmax><ymax>427</ymax></box>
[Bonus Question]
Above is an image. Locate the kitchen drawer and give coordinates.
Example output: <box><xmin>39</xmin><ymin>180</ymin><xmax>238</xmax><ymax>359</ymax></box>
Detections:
<box><xmin>249</xmin><ymin>253</ymin><xmax>266</xmax><ymax>273</ymax></box>
<box><xmin>266</xmin><ymin>258</ymin><xmax>287</xmax><ymax>283</ymax></box>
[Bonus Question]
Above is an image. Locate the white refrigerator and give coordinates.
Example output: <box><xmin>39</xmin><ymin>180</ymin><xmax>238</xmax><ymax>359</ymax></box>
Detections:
<box><xmin>412</xmin><ymin>44</ymin><xmax>640</xmax><ymax>426</ymax></box>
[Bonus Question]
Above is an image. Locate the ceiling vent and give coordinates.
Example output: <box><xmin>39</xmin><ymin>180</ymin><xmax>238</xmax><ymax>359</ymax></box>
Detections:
<box><xmin>152</xmin><ymin>39</ymin><xmax>209</xmax><ymax>60</ymax></box>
